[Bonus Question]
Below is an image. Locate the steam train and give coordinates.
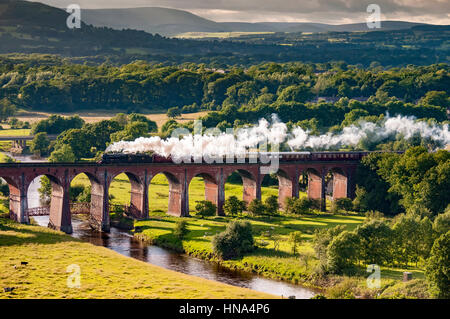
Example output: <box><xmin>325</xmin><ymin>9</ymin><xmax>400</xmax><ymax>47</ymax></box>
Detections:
<box><xmin>99</xmin><ymin>151</ymin><xmax>380</xmax><ymax>164</ymax></box>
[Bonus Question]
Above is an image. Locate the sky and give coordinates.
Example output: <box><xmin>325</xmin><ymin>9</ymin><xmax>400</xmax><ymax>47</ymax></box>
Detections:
<box><xmin>33</xmin><ymin>0</ymin><xmax>450</xmax><ymax>24</ymax></box>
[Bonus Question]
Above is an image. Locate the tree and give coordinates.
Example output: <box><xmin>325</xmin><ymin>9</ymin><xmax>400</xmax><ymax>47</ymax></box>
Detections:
<box><xmin>38</xmin><ymin>176</ymin><xmax>52</xmax><ymax>205</ymax></box>
<box><xmin>264</xmin><ymin>195</ymin><xmax>279</xmax><ymax>216</ymax></box>
<box><xmin>312</xmin><ymin>225</ymin><xmax>346</xmax><ymax>270</ymax></box>
<box><xmin>54</xmin><ymin>129</ymin><xmax>91</xmax><ymax>160</ymax></box>
<box><xmin>355</xmin><ymin>220</ymin><xmax>393</xmax><ymax>265</ymax></box>
<box><xmin>30</xmin><ymin>132</ymin><xmax>50</xmax><ymax>156</ymax></box>
<box><xmin>433</xmin><ymin>207</ymin><xmax>450</xmax><ymax>235</ymax></box>
<box><xmin>110</xmin><ymin>121</ymin><xmax>149</xmax><ymax>142</ymax></box>
<box><xmin>212</xmin><ymin>220</ymin><xmax>254</xmax><ymax>260</ymax></box>
<box><xmin>223</xmin><ymin>196</ymin><xmax>246</xmax><ymax>217</ymax></box>
<box><xmin>331</xmin><ymin>198</ymin><xmax>353</xmax><ymax>214</ymax></box>
<box><xmin>425</xmin><ymin>231</ymin><xmax>450</xmax><ymax>298</ymax></box>
<box><xmin>195</xmin><ymin>200</ymin><xmax>216</xmax><ymax>218</ymax></box>
<box><xmin>277</xmin><ymin>84</ymin><xmax>312</xmax><ymax>103</ymax></box>
<box><xmin>393</xmin><ymin>214</ymin><xmax>433</xmax><ymax>266</ymax></box>
<box><xmin>167</xmin><ymin>107</ymin><xmax>181</xmax><ymax>119</ymax></box>
<box><xmin>31</xmin><ymin>115</ymin><xmax>84</xmax><ymax>135</ymax></box>
<box><xmin>327</xmin><ymin>231</ymin><xmax>360</xmax><ymax>274</ymax></box>
<box><xmin>289</xmin><ymin>231</ymin><xmax>303</xmax><ymax>256</ymax></box>
<box><xmin>420</xmin><ymin>91</ymin><xmax>449</xmax><ymax>109</ymax></box>
<box><xmin>48</xmin><ymin>144</ymin><xmax>76</xmax><ymax>162</ymax></box>
<box><xmin>0</xmin><ymin>98</ymin><xmax>16</xmax><ymax>122</ymax></box>
<box><xmin>248</xmin><ymin>199</ymin><xmax>265</xmax><ymax>217</ymax></box>
<box><xmin>128</xmin><ymin>113</ymin><xmax>157</xmax><ymax>132</ymax></box>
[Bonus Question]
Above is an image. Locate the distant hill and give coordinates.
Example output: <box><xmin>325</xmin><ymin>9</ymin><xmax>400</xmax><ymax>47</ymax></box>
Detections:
<box><xmin>0</xmin><ymin>0</ymin><xmax>448</xmax><ymax>67</ymax></box>
<box><xmin>82</xmin><ymin>7</ymin><xmax>223</xmax><ymax>36</ymax></box>
<box><xmin>82</xmin><ymin>7</ymin><xmax>425</xmax><ymax>36</ymax></box>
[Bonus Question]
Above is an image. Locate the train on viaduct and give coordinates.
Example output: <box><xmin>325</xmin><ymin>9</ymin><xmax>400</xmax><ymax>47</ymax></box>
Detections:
<box><xmin>0</xmin><ymin>151</ymin><xmax>374</xmax><ymax>234</ymax></box>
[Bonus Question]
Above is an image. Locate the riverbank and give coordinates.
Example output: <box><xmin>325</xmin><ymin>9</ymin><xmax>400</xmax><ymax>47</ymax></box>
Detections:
<box><xmin>134</xmin><ymin>212</ymin><xmax>430</xmax><ymax>299</ymax></box>
<box><xmin>0</xmin><ymin>217</ymin><xmax>276</xmax><ymax>299</ymax></box>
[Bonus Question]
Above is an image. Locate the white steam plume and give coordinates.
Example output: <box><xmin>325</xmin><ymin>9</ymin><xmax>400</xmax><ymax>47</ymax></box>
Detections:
<box><xmin>288</xmin><ymin>115</ymin><xmax>450</xmax><ymax>150</ymax></box>
<box><xmin>106</xmin><ymin>114</ymin><xmax>450</xmax><ymax>157</ymax></box>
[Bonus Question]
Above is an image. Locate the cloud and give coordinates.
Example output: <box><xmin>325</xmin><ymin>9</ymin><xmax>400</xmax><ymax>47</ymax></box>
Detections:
<box><xmin>33</xmin><ymin>0</ymin><xmax>450</xmax><ymax>24</ymax></box>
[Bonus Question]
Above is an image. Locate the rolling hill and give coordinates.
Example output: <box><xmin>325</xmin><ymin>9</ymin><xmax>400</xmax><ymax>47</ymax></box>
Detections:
<box><xmin>82</xmin><ymin>7</ymin><xmax>425</xmax><ymax>36</ymax></box>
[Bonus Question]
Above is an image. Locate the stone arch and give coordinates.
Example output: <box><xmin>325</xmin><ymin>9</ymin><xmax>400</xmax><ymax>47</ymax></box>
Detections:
<box><xmin>69</xmin><ymin>172</ymin><xmax>107</xmax><ymax>231</ymax></box>
<box><xmin>27</xmin><ymin>173</ymin><xmax>72</xmax><ymax>233</ymax></box>
<box><xmin>108</xmin><ymin>171</ymin><xmax>147</xmax><ymax>220</ymax></box>
<box><xmin>224</xmin><ymin>169</ymin><xmax>259</xmax><ymax>205</ymax></box>
<box><xmin>187</xmin><ymin>172</ymin><xmax>219</xmax><ymax>215</ymax></box>
<box><xmin>262</xmin><ymin>168</ymin><xmax>297</xmax><ymax>209</ymax></box>
<box><xmin>148</xmin><ymin>171</ymin><xmax>183</xmax><ymax>216</ymax></box>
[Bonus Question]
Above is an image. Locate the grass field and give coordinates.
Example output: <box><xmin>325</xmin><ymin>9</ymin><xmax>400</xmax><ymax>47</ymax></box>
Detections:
<box><xmin>14</xmin><ymin>110</ymin><xmax>208</xmax><ymax>129</ymax></box>
<box><xmin>0</xmin><ymin>218</ymin><xmax>275</xmax><ymax>299</ymax></box>
<box><xmin>0</xmin><ymin>129</ymin><xmax>31</xmax><ymax>136</ymax></box>
<box><xmin>133</xmin><ymin>212</ymin><xmax>428</xmax><ymax>298</ymax></box>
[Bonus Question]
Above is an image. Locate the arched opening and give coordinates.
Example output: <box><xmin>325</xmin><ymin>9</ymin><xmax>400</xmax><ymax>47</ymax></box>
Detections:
<box><xmin>109</xmin><ymin>172</ymin><xmax>146</xmax><ymax>219</ymax></box>
<box><xmin>70</xmin><ymin>172</ymin><xmax>106</xmax><ymax>231</ymax></box>
<box><xmin>224</xmin><ymin>169</ymin><xmax>257</xmax><ymax>205</ymax></box>
<box><xmin>148</xmin><ymin>172</ymin><xmax>182</xmax><ymax>216</ymax></box>
<box><xmin>27</xmin><ymin>174</ymin><xmax>71</xmax><ymax>233</ymax></box>
<box><xmin>188</xmin><ymin>173</ymin><xmax>218</xmax><ymax>216</ymax></box>
<box><xmin>301</xmin><ymin>168</ymin><xmax>326</xmax><ymax>211</ymax></box>
<box><xmin>261</xmin><ymin>172</ymin><xmax>283</xmax><ymax>207</ymax></box>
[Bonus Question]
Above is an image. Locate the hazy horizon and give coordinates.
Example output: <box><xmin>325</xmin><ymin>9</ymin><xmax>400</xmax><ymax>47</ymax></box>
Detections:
<box><xmin>30</xmin><ymin>0</ymin><xmax>450</xmax><ymax>25</ymax></box>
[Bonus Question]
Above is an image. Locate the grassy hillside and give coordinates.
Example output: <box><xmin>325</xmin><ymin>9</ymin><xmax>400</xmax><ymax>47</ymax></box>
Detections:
<box><xmin>133</xmin><ymin>212</ymin><xmax>428</xmax><ymax>298</ymax></box>
<box><xmin>0</xmin><ymin>217</ymin><xmax>275</xmax><ymax>299</ymax></box>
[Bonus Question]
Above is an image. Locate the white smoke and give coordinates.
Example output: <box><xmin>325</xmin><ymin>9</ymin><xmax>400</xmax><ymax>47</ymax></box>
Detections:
<box><xmin>106</xmin><ymin>114</ymin><xmax>450</xmax><ymax>157</ymax></box>
<box><xmin>288</xmin><ymin>115</ymin><xmax>450</xmax><ymax>150</ymax></box>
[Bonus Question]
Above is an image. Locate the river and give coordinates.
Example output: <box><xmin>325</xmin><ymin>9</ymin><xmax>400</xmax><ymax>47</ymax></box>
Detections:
<box><xmin>4</xmin><ymin>152</ymin><xmax>317</xmax><ymax>299</ymax></box>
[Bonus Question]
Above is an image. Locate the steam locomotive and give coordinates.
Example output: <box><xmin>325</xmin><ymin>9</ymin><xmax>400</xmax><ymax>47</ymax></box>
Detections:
<box><xmin>99</xmin><ymin>151</ymin><xmax>377</xmax><ymax>164</ymax></box>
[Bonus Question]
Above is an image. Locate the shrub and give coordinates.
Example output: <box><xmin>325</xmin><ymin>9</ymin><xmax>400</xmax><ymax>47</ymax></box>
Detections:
<box><xmin>312</xmin><ymin>225</ymin><xmax>346</xmax><ymax>270</ymax></box>
<box><xmin>264</xmin><ymin>195</ymin><xmax>279</xmax><ymax>215</ymax></box>
<box><xmin>195</xmin><ymin>200</ymin><xmax>216</xmax><ymax>218</ymax></box>
<box><xmin>248</xmin><ymin>199</ymin><xmax>265</xmax><ymax>217</ymax></box>
<box><xmin>212</xmin><ymin>220</ymin><xmax>254</xmax><ymax>260</ymax></box>
<box><xmin>173</xmin><ymin>220</ymin><xmax>189</xmax><ymax>240</ymax></box>
<box><xmin>331</xmin><ymin>198</ymin><xmax>353</xmax><ymax>214</ymax></box>
<box><xmin>223</xmin><ymin>196</ymin><xmax>246</xmax><ymax>217</ymax></box>
<box><xmin>284</xmin><ymin>197</ymin><xmax>313</xmax><ymax>215</ymax></box>
<box><xmin>327</xmin><ymin>231</ymin><xmax>360</xmax><ymax>274</ymax></box>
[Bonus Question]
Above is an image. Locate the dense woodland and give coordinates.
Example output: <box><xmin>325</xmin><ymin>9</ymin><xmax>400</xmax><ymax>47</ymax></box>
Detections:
<box><xmin>0</xmin><ymin>57</ymin><xmax>448</xmax><ymax>115</ymax></box>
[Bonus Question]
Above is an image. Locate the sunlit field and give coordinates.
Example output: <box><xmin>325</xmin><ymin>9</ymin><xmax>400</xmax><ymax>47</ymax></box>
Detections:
<box><xmin>0</xmin><ymin>218</ymin><xmax>275</xmax><ymax>299</ymax></box>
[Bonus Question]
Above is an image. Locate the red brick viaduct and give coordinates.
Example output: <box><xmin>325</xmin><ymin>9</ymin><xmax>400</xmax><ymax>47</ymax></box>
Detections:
<box><xmin>0</xmin><ymin>152</ymin><xmax>364</xmax><ymax>234</ymax></box>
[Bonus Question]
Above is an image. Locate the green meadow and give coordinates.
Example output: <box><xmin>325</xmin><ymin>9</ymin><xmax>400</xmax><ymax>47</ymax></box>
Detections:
<box><xmin>0</xmin><ymin>217</ymin><xmax>274</xmax><ymax>299</ymax></box>
<box><xmin>71</xmin><ymin>173</ymin><xmax>426</xmax><ymax>298</ymax></box>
